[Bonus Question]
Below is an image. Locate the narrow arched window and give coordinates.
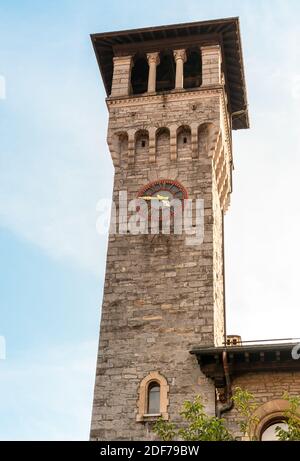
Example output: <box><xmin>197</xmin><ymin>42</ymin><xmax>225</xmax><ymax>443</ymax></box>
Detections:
<box><xmin>136</xmin><ymin>371</ymin><xmax>169</xmax><ymax>422</ymax></box>
<box><xmin>177</xmin><ymin>125</ymin><xmax>191</xmax><ymax>159</ymax></box>
<box><xmin>147</xmin><ymin>381</ymin><xmax>160</xmax><ymax>414</ymax></box>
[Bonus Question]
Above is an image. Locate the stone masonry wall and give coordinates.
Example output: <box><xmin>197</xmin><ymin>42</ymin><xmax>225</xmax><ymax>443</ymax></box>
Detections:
<box><xmin>90</xmin><ymin>88</ymin><xmax>231</xmax><ymax>440</ymax></box>
<box><xmin>225</xmin><ymin>371</ymin><xmax>300</xmax><ymax>439</ymax></box>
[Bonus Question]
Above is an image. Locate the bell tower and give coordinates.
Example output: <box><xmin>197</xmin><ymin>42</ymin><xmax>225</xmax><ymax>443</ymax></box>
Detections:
<box><xmin>90</xmin><ymin>17</ymin><xmax>248</xmax><ymax>440</ymax></box>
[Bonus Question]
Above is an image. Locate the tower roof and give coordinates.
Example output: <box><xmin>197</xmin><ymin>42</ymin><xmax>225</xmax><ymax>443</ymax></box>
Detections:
<box><xmin>91</xmin><ymin>17</ymin><xmax>249</xmax><ymax>130</ymax></box>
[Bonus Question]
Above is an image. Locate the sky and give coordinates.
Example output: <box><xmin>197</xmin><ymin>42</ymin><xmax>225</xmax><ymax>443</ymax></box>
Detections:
<box><xmin>0</xmin><ymin>0</ymin><xmax>300</xmax><ymax>441</ymax></box>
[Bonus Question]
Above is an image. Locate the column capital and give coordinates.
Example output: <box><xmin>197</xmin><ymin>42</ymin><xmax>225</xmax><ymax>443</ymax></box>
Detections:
<box><xmin>200</xmin><ymin>44</ymin><xmax>221</xmax><ymax>54</ymax></box>
<box><xmin>113</xmin><ymin>55</ymin><xmax>134</xmax><ymax>66</ymax></box>
<box><xmin>146</xmin><ymin>52</ymin><xmax>160</xmax><ymax>66</ymax></box>
<box><xmin>173</xmin><ymin>49</ymin><xmax>187</xmax><ymax>63</ymax></box>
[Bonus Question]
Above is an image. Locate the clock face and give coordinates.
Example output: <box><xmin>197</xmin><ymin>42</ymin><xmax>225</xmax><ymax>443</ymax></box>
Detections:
<box><xmin>137</xmin><ymin>180</ymin><xmax>188</xmax><ymax>221</ymax></box>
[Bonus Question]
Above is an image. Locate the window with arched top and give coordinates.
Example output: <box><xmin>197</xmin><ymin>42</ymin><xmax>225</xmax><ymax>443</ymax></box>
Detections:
<box><xmin>248</xmin><ymin>399</ymin><xmax>294</xmax><ymax>441</ymax></box>
<box><xmin>155</xmin><ymin>127</ymin><xmax>170</xmax><ymax>166</ymax></box>
<box><xmin>147</xmin><ymin>381</ymin><xmax>160</xmax><ymax>414</ymax></box>
<box><xmin>177</xmin><ymin>125</ymin><xmax>191</xmax><ymax>159</ymax></box>
<box><xmin>260</xmin><ymin>419</ymin><xmax>288</xmax><ymax>441</ymax></box>
<box><xmin>135</xmin><ymin>129</ymin><xmax>149</xmax><ymax>164</ymax></box>
<box><xmin>198</xmin><ymin>123</ymin><xmax>212</xmax><ymax>156</ymax></box>
<box><xmin>136</xmin><ymin>371</ymin><xmax>169</xmax><ymax>422</ymax></box>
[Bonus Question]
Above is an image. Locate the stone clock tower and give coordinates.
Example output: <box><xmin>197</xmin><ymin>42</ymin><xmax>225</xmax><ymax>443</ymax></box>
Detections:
<box><xmin>90</xmin><ymin>18</ymin><xmax>249</xmax><ymax>440</ymax></box>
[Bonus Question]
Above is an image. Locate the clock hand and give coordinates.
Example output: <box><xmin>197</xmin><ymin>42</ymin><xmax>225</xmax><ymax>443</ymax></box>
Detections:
<box><xmin>141</xmin><ymin>195</ymin><xmax>170</xmax><ymax>201</ymax></box>
<box><xmin>156</xmin><ymin>194</ymin><xmax>170</xmax><ymax>201</ymax></box>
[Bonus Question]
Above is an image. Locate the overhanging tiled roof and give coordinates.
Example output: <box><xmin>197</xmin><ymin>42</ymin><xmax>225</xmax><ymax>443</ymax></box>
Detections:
<box><xmin>91</xmin><ymin>17</ymin><xmax>249</xmax><ymax>130</ymax></box>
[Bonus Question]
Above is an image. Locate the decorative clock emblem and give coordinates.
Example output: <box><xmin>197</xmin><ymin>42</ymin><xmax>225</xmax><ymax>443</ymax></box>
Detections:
<box><xmin>137</xmin><ymin>179</ymin><xmax>188</xmax><ymax>221</ymax></box>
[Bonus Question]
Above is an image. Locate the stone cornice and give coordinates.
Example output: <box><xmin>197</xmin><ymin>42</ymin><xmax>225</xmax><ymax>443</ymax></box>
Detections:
<box><xmin>106</xmin><ymin>86</ymin><xmax>224</xmax><ymax>107</ymax></box>
<box><xmin>107</xmin><ymin>86</ymin><xmax>232</xmax><ymax>160</ymax></box>
<box><xmin>220</xmin><ymin>90</ymin><xmax>232</xmax><ymax>161</ymax></box>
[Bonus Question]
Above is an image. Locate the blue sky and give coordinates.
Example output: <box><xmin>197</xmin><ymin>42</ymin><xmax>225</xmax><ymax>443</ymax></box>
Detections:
<box><xmin>1</xmin><ymin>0</ymin><xmax>300</xmax><ymax>440</ymax></box>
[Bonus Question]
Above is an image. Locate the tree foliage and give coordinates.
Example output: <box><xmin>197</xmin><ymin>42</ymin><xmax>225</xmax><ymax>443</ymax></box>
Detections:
<box><xmin>152</xmin><ymin>390</ymin><xmax>300</xmax><ymax>442</ymax></box>
<box><xmin>153</xmin><ymin>395</ymin><xmax>233</xmax><ymax>441</ymax></box>
<box><xmin>275</xmin><ymin>393</ymin><xmax>300</xmax><ymax>441</ymax></box>
<box><xmin>231</xmin><ymin>387</ymin><xmax>259</xmax><ymax>439</ymax></box>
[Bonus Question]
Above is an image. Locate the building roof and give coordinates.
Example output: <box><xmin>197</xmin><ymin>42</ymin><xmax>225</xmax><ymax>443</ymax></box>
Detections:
<box><xmin>190</xmin><ymin>341</ymin><xmax>300</xmax><ymax>387</ymax></box>
<box><xmin>91</xmin><ymin>17</ymin><xmax>249</xmax><ymax>130</ymax></box>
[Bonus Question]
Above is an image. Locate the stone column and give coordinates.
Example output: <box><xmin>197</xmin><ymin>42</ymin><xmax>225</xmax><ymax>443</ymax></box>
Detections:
<box><xmin>173</xmin><ymin>49</ymin><xmax>187</xmax><ymax>89</ymax></box>
<box><xmin>201</xmin><ymin>45</ymin><xmax>222</xmax><ymax>86</ymax></box>
<box><xmin>110</xmin><ymin>55</ymin><xmax>133</xmax><ymax>97</ymax></box>
<box><xmin>146</xmin><ymin>52</ymin><xmax>160</xmax><ymax>93</ymax></box>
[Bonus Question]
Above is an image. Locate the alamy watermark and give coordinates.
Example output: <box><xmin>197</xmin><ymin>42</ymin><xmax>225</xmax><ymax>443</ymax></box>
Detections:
<box><xmin>96</xmin><ymin>191</ymin><xmax>205</xmax><ymax>246</ymax></box>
